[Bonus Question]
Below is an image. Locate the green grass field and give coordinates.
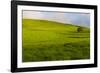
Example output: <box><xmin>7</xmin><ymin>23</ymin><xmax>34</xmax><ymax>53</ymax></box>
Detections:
<box><xmin>22</xmin><ymin>19</ymin><xmax>90</xmax><ymax>62</ymax></box>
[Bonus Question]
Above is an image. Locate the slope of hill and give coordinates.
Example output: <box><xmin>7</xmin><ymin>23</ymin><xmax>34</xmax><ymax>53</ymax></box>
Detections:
<box><xmin>22</xmin><ymin>19</ymin><xmax>90</xmax><ymax>62</ymax></box>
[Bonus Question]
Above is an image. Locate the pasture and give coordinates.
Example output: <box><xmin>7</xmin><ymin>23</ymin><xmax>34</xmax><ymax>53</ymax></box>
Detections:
<box><xmin>22</xmin><ymin>19</ymin><xmax>90</xmax><ymax>62</ymax></box>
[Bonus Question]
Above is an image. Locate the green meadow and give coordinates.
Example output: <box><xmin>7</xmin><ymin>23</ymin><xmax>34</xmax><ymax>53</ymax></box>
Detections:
<box><xmin>22</xmin><ymin>19</ymin><xmax>90</xmax><ymax>62</ymax></box>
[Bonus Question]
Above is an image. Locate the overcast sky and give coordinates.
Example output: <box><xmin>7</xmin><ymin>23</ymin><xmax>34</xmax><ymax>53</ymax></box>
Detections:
<box><xmin>23</xmin><ymin>10</ymin><xmax>90</xmax><ymax>27</ymax></box>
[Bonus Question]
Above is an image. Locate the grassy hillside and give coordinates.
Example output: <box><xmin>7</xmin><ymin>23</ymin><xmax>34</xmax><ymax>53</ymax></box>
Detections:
<box><xmin>22</xmin><ymin>19</ymin><xmax>90</xmax><ymax>62</ymax></box>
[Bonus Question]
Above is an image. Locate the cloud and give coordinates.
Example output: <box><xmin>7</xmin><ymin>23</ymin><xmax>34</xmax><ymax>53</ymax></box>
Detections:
<box><xmin>22</xmin><ymin>11</ymin><xmax>71</xmax><ymax>23</ymax></box>
<box><xmin>23</xmin><ymin>11</ymin><xmax>90</xmax><ymax>27</ymax></box>
<box><xmin>23</xmin><ymin>11</ymin><xmax>44</xmax><ymax>19</ymax></box>
<box><xmin>42</xmin><ymin>12</ymin><xmax>71</xmax><ymax>24</ymax></box>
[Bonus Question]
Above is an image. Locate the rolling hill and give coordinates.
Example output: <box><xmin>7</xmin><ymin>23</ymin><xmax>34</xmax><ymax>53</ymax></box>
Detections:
<box><xmin>22</xmin><ymin>19</ymin><xmax>90</xmax><ymax>62</ymax></box>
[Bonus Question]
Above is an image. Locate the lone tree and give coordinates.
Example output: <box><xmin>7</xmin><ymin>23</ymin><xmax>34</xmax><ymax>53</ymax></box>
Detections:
<box><xmin>77</xmin><ymin>26</ymin><xmax>83</xmax><ymax>32</ymax></box>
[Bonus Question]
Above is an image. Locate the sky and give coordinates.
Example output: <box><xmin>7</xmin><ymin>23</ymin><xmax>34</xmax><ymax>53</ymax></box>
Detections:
<box><xmin>23</xmin><ymin>10</ymin><xmax>90</xmax><ymax>27</ymax></box>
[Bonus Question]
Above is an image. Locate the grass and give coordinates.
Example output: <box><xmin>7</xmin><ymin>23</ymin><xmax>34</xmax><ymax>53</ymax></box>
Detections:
<box><xmin>22</xmin><ymin>19</ymin><xmax>90</xmax><ymax>62</ymax></box>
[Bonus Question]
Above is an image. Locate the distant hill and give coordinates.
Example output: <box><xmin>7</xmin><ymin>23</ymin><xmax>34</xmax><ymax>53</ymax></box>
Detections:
<box><xmin>22</xmin><ymin>19</ymin><xmax>89</xmax><ymax>32</ymax></box>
